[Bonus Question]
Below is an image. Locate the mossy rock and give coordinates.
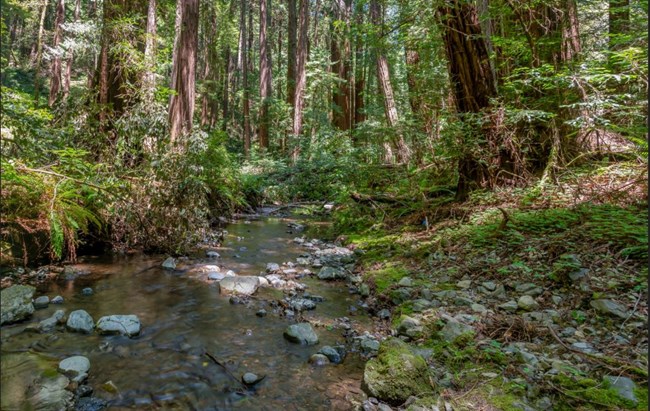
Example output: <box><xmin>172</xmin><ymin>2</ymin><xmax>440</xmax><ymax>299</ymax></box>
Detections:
<box><xmin>362</xmin><ymin>337</ymin><xmax>434</xmax><ymax>405</ymax></box>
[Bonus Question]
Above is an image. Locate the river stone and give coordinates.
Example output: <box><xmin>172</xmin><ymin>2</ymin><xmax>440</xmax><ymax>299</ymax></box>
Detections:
<box><xmin>284</xmin><ymin>323</ymin><xmax>319</xmax><ymax>345</ymax></box>
<box><xmin>456</xmin><ymin>280</ymin><xmax>472</xmax><ymax>289</ymax></box>
<box><xmin>362</xmin><ymin>338</ymin><xmax>434</xmax><ymax>405</ymax></box>
<box><xmin>66</xmin><ymin>310</ymin><xmax>94</xmax><ymax>333</ymax></box>
<box><xmin>290</xmin><ymin>298</ymin><xmax>316</xmax><ymax>312</ymax></box>
<box><xmin>319</xmin><ymin>346</ymin><xmax>342</xmax><ymax>364</ymax></box>
<box><xmin>38</xmin><ymin>310</ymin><xmax>66</xmax><ymax>332</ymax></box>
<box><xmin>1</xmin><ymin>285</ymin><xmax>35</xmax><ymax>325</ymax></box>
<box><xmin>51</xmin><ymin>295</ymin><xmax>64</xmax><ymax>304</ymax></box>
<box><xmin>603</xmin><ymin>375</ymin><xmax>638</xmax><ymax>406</ymax></box>
<box><xmin>242</xmin><ymin>373</ymin><xmax>262</xmax><ymax>385</ymax></box>
<box><xmin>266</xmin><ymin>263</ymin><xmax>280</xmax><ymax>273</ymax></box>
<box><xmin>590</xmin><ymin>299</ymin><xmax>628</xmax><ymax>319</ymax></box>
<box><xmin>82</xmin><ymin>287</ymin><xmax>93</xmax><ymax>296</ymax></box>
<box><xmin>208</xmin><ymin>272</ymin><xmax>226</xmax><ymax>281</ymax></box>
<box><xmin>96</xmin><ymin>315</ymin><xmax>141</xmax><ymax>337</ymax></box>
<box><xmin>34</xmin><ymin>296</ymin><xmax>50</xmax><ymax>309</ymax></box>
<box><xmin>517</xmin><ymin>295</ymin><xmax>539</xmax><ymax>311</ymax></box>
<box><xmin>360</xmin><ymin>336</ymin><xmax>380</xmax><ymax>354</ymax></box>
<box><xmin>162</xmin><ymin>257</ymin><xmax>177</xmax><ymax>269</ymax></box>
<box><xmin>309</xmin><ymin>354</ymin><xmax>330</xmax><ymax>366</ymax></box>
<box><xmin>58</xmin><ymin>356</ymin><xmax>90</xmax><ymax>378</ymax></box>
<box><xmin>206</xmin><ymin>250</ymin><xmax>220</xmax><ymax>258</ymax></box>
<box><xmin>76</xmin><ymin>396</ymin><xmax>107</xmax><ymax>411</ymax></box>
<box><xmin>317</xmin><ymin>266</ymin><xmax>346</xmax><ymax>280</ymax></box>
<box><xmin>219</xmin><ymin>276</ymin><xmax>260</xmax><ymax>295</ymax></box>
<box><xmin>440</xmin><ymin>320</ymin><xmax>475</xmax><ymax>343</ymax></box>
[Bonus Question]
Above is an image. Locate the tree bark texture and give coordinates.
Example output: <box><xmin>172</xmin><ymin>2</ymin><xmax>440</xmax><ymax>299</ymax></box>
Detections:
<box><xmin>169</xmin><ymin>0</ymin><xmax>199</xmax><ymax>143</ymax></box>
<box><xmin>33</xmin><ymin>0</ymin><xmax>48</xmax><ymax>104</ymax></box>
<box><xmin>258</xmin><ymin>0</ymin><xmax>272</xmax><ymax>149</ymax></box>
<box><xmin>370</xmin><ymin>0</ymin><xmax>410</xmax><ymax>164</ymax></box>
<box><xmin>291</xmin><ymin>0</ymin><xmax>309</xmax><ymax>161</ymax></box>
<box><xmin>331</xmin><ymin>0</ymin><xmax>352</xmax><ymax>131</ymax></box>
<box><xmin>63</xmin><ymin>0</ymin><xmax>81</xmax><ymax>99</ymax></box>
<box><xmin>49</xmin><ymin>0</ymin><xmax>65</xmax><ymax>107</ymax></box>
<box><xmin>143</xmin><ymin>0</ymin><xmax>157</xmax><ymax>100</ymax></box>
<box><xmin>240</xmin><ymin>0</ymin><xmax>251</xmax><ymax>156</ymax></box>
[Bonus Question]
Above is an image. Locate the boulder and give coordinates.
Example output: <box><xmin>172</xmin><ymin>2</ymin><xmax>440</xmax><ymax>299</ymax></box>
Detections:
<box><xmin>517</xmin><ymin>295</ymin><xmax>540</xmax><ymax>311</ymax></box>
<box><xmin>66</xmin><ymin>310</ymin><xmax>94</xmax><ymax>334</ymax></box>
<box><xmin>96</xmin><ymin>315</ymin><xmax>141</xmax><ymax>337</ymax></box>
<box><xmin>362</xmin><ymin>338</ymin><xmax>434</xmax><ymax>405</ymax></box>
<box><xmin>34</xmin><ymin>296</ymin><xmax>50</xmax><ymax>309</ymax></box>
<box><xmin>603</xmin><ymin>375</ymin><xmax>638</xmax><ymax>406</ymax></box>
<box><xmin>590</xmin><ymin>299</ymin><xmax>628</xmax><ymax>319</ymax></box>
<box><xmin>38</xmin><ymin>310</ymin><xmax>66</xmax><ymax>332</ymax></box>
<box><xmin>162</xmin><ymin>257</ymin><xmax>177</xmax><ymax>269</ymax></box>
<box><xmin>219</xmin><ymin>276</ymin><xmax>260</xmax><ymax>295</ymax></box>
<box><xmin>318</xmin><ymin>346</ymin><xmax>343</xmax><ymax>364</ymax></box>
<box><xmin>1</xmin><ymin>285</ymin><xmax>35</xmax><ymax>325</ymax></box>
<box><xmin>58</xmin><ymin>356</ymin><xmax>90</xmax><ymax>378</ymax></box>
<box><xmin>284</xmin><ymin>323</ymin><xmax>319</xmax><ymax>345</ymax></box>
<box><xmin>317</xmin><ymin>266</ymin><xmax>346</xmax><ymax>280</ymax></box>
<box><xmin>440</xmin><ymin>320</ymin><xmax>475</xmax><ymax>343</ymax></box>
<box><xmin>308</xmin><ymin>354</ymin><xmax>330</xmax><ymax>366</ymax></box>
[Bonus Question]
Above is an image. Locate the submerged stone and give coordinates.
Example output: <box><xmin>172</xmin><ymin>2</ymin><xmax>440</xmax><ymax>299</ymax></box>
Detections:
<box><xmin>1</xmin><ymin>285</ymin><xmax>35</xmax><ymax>325</ymax></box>
<box><xmin>284</xmin><ymin>322</ymin><xmax>319</xmax><ymax>345</ymax></box>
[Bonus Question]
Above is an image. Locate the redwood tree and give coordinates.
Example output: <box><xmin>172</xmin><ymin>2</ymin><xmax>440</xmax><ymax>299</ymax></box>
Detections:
<box><xmin>169</xmin><ymin>0</ymin><xmax>200</xmax><ymax>143</ymax></box>
<box><xmin>48</xmin><ymin>0</ymin><xmax>65</xmax><ymax>107</ymax></box>
<box><xmin>258</xmin><ymin>0</ymin><xmax>272</xmax><ymax>149</ymax></box>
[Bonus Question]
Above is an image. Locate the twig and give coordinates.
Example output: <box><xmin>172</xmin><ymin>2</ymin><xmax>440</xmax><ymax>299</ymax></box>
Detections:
<box><xmin>204</xmin><ymin>351</ymin><xmax>248</xmax><ymax>390</ymax></box>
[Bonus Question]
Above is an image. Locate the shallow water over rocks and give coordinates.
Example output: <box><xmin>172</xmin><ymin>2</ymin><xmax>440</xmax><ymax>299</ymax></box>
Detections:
<box><xmin>1</xmin><ymin>216</ymin><xmax>369</xmax><ymax>410</ymax></box>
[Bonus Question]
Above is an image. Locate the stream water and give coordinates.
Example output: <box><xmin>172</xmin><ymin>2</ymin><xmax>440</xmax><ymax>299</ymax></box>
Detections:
<box><xmin>1</xmin><ymin>215</ymin><xmax>369</xmax><ymax>410</ymax></box>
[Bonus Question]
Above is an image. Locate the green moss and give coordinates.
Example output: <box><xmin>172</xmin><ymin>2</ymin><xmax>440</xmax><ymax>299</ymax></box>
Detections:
<box><xmin>363</xmin><ymin>338</ymin><xmax>434</xmax><ymax>405</ymax></box>
<box><xmin>553</xmin><ymin>374</ymin><xmax>639</xmax><ymax>409</ymax></box>
<box><xmin>365</xmin><ymin>263</ymin><xmax>410</xmax><ymax>293</ymax></box>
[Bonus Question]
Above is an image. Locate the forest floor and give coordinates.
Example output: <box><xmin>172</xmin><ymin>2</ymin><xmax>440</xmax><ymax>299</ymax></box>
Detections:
<box><xmin>335</xmin><ymin>160</ymin><xmax>648</xmax><ymax>410</ymax></box>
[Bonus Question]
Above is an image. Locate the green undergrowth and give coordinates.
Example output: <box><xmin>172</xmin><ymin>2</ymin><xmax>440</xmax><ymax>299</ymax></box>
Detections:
<box><xmin>551</xmin><ymin>374</ymin><xmax>648</xmax><ymax>410</ymax></box>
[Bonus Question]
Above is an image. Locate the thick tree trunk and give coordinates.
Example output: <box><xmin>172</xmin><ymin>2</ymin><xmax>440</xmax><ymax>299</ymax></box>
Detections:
<box><xmin>258</xmin><ymin>0</ymin><xmax>272</xmax><ymax>149</ymax></box>
<box><xmin>331</xmin><ymin>0</ymin><xmax>352</xmax><ymax>131</ymax></box>
<box><xmin>370</xmin><ymin>0</ymin><xmax>410</xmax><ymax>164</ymax></box>
<box><xmin>143</xmin><ymin>0</ymin><xmax>157</xmax><ymax>101</ymax></box>
<box><xmin>63</xmin><ymin>0</ymin><xmax>81</xmax><ymax>99</ymax></box>
<box><xmin>33</xmin><ymin>0</ymin><xmax>48</xmax><ymax>104</ymax></box>
<box><xmin>291</xmin><ymin>0</ymin><xmax>309</xmax><ymax>161</ymax></box>
<box><xmin>241</xmin><ymin>0</ymin><xmax>251</xmax><ymax>156</ymax></box>
<box><xmin>286</xmin><ymin>0</ymin><xmax>297</xmax><ymax>109</ymax></box>
<box><xmin>96</xmin><ymin>0</ymin><xmax>147</xmax><ymax>132</ymax></box>
<box><xmin>169</xmin><ymin>0</ymin><xmax>199</xmax><ymax>144</ymax></box>
<box><xmin>200</xmin><ymin>6</ymin><xmax>218</xmax><ymax>129</ymax></box>
<box><xmin>49</xmin><ymin>0</ymin><xmax>66</xmax><ymax>107</ymax></box>
<box><xmin>560</xmin><ymin>0</ymin><xmax>581</xmax><ymax>62</ymax></box>
<box><xmin>437</xmin><ymin>0</ymin><xmax>497</xmax><ymax>200</ymax></box>
<box><xmin>353</xmin><ymin>4</ymin><xmax>366</xmax><ymax>127</ymax></box>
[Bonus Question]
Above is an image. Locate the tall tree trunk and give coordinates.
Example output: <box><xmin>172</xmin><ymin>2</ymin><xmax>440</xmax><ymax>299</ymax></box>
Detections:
<box><xmin>560</xmin><ymin>0</ymin><xmax>581</xmax><ymax>62</ymax></box>
<box><xmin>33</xmin><ymin>0</ymin><xmax>48</xmax><ymax>104</ymax></box>
<box><xmin>286</xmin><ymin>0</ymin><xmax>297</xmax><ymax>109</ymax></box>
<box><xmin>370</xmin><ymin>0</ymin><xmax>410</xmax><ymax>164</ymax></box>
<box><xmin>241</xmin><ymin>0</ymin><xmax>251</xmax><ymax>156</ymax></box>
<box><xmin>143</xmin><ymin>0</ymin><xmax>157</xmax><ymax>101</ymax></box>
<box><xmin>291</xmin><ymin>0</ymin><xmax>309</xmax><ymax>162</ymax></box>
<box><xmin>200</xmin><ymin>5</ymin><xmax>219</xmax><ymax>128</ymax></box>
<box><xmin>258</xmin><ymin>0</ymin><xmax>272</xmax><ymax>149</ymax></box>
<box><xmin>437</xmin><ymin>0</ymin><xmax>497</xmax><ymax>200</ymax></box>
<box><xmin>63</xmin><ymin>0</ymin><xmax>81</xmax><ymax>99</ymax></box>
<box><xmin>331</xmin><ymin>0</ymin><xmax>352</xmax><ymax>131</ymax></box>
<box><xmin>353</xmin><ymin>3</ymin><xmax>366</xmax><ymax>127</ymax></box>
<box><xmin>49</xmin><ymin>0</ymin><xmax>66</xmax><ymax>107</ymax></box>
<box><xmin>96</xmin><ymin>0</ymin><xmax>147</xmax><ymax>132</ymax></box>
<box><xmin>169</xmin><ymin>0</ymin><xmax>200</xmax><ymax>144</ymax></box>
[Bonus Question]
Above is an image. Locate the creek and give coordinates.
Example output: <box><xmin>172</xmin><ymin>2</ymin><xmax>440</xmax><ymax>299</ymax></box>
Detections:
<box><xmin>1</xmin><ymin>214</ymin><xmax>371</xmax><ymax>410</ymax></box>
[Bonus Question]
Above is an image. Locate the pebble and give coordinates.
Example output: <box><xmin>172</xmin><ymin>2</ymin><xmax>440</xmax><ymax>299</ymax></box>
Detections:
<box><xmin>82</xmin><ymin>288</ymin><xmax>93</xmax><ymax>296</ymax></box>
<box><xmin>51</xmin><ymin>295</ymin><xmax>64</xmax><ymax>304</ymax></box>
<box><xmin>308</xmin><ymin>353</ymin><xmax>330</xmax><ymax>366</ymax></box>
<box><xmin>256</xmin><ymin>309</ymin><xmax>267</xmax><ymax>317</ymax></box>
<box><xmin>33</xmin><ymin>296</ymin><xmax>50</xmax><ymax>309</ymax></box>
